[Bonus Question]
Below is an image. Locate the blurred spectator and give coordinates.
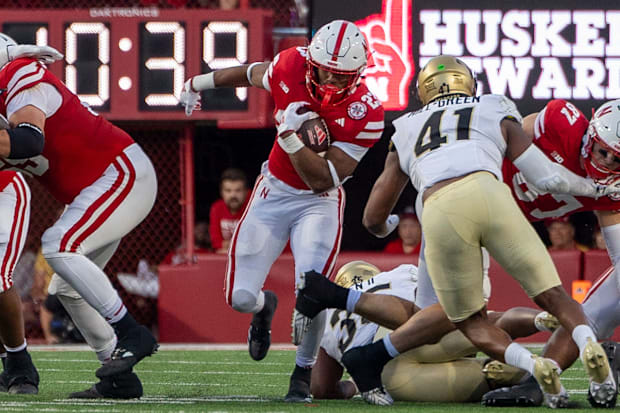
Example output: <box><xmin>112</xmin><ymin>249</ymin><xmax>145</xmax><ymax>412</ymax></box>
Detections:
<box><xmin>546</xmin><ymin>217</ymin><xmax>589</xmax><ymax>252</ymax></box>
<box><xmin>383</xmin><ymin>207</ymin><xmax>421</xmax><ymax>255</ymax></box>
<box><xmin>593</xmin><ymin>227</ymin><xmax>607</xmax><ymax>250</ymax></box>
<box><xmin>210</xmin><ymin>168</ymin><xmax>250</xmax><ymax>254</ymax></box>
<box><xmin>197</xmin><ymin>0</ymin><xmax>239</xmax><ymax>8</ymax></box>
<box><xmin>30</xmin><ymin>250</ymin><xmax>59</xmax><ymax>344</ymax></box>
<box><xmin>162</xmin><ymin>220</ymin><xmax>213</xmax><ymax>265</ymax></box>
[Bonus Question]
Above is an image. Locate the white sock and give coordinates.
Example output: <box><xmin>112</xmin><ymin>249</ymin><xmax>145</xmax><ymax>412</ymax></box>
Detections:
<box><xmin>383</xmin><ymin>334</ymin><xmax>400</xmax><ymax>358</ymax></box>
<box><xmin>504</xmin><ymin>342</ymin><xmax>536</xmax><ymax>374</ymax></box>
<box><xmin>346</xmin><ymin>290</ymin><xmax>362</xmax><ymax>312</ymax></box>
<box><xmin>56</xmin><ymin>291</ymin><xmax>117</xmax><ymax>363</ymax></box>
<box><xmin>295</xmin><ymin>310</ymin><xmax>326</xmax><ymax>368</ymax></box>
<box><xmin>5</xmin><ymin>340</ymin><xmax>26</xmax><ymax>353</ymax></box>
<box><xmin>572</xmin><ymin>324</ymin><xmax>597</xmax><ymax>358</ymax></box>
<box><xmin>45</xmin><ymin>252</ymin><xmax>125</xmax><ymax>321</ymax></box>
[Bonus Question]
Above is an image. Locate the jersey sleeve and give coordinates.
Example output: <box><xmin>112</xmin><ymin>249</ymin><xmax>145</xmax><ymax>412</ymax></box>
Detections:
<box><xmin>6</xmin><ymin>82</ymin><xmax>62</xmax><ymax>118</ymax></box>
<box><xmin>265</xmin><ymin>47</ymin><xmax>307</xmax><ymax>97</ymax></box>
<box><xmin>537</xmin><ymin>99</ymin><xmax>589</xmax><ymax>150</ymax></box>
<box><xmin>485</xmin><ymin>94</ymin><xmax>523</xmax><ymax>124</ymax></box>
<box><xmin>390</xmin><ymin>113</ymin><xmax>412</xmax><ymax>174</ymax></box>
<box><xmin>2</xmin><ymin>59</ymin><xmax>48</xmax><ymax>108</ymax></box>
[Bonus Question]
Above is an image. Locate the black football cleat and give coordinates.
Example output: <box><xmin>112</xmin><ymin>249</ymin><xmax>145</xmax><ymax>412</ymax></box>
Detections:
<box><xmin>284</xmin><ymin>365</ymin><xmax>312</xmax><ymax>403</ymax></box>
<box><xmin>248</xmin><ymin>290</ymin><xmax>278</xmax><ymax>361</ymax></box>
<box><xmin>70</xmin><ymin>371</ymin><xmax>143</xmax><ymax>399</ymax></box>
<box><xmin>295</xmin><ymin>270</ymin><xmax>338</xmax><ymax>319</ymax></box>
<box><xmin>96</xmin><ymin>325</ymin><xmax>158</xmax><ymax>378</ymax></box>
<box><xmin>6</xmin><ymin>351</ymin><xmax>39</xmax><ymax>395</ymax></box>
<box><xmin>587</xmin><ymin>341</ymin><xmax>619</xmax><ymax>408</ymax></box>
<box><xmin>482</xmin><ymin>375</ymin><xmax>543</xmax><ymax>407</ymax></box>
<box><xmin>341</xmin><ymin>345</ymin><xmax>385</xmax><ymax>394</ymax></box>
<box><xmin>0</xmin><ymin>368</ymin><xmax>8</xmax><ymax>392</ymax></box>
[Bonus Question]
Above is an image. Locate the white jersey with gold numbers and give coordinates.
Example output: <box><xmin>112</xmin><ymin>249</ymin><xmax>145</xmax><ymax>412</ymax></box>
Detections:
<box><xmin>391</xmin><ymin>94</ymin><xmax>522</xmax><ymax>194</ymax></box>
<box><xmin>320</xmin><ymin>264</ymin><xmax>417</xmax><ymax>364</ymax></box>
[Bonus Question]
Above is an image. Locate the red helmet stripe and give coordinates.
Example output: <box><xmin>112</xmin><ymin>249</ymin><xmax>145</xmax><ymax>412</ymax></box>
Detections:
<box><xmin>330</xmin><ymin>22</ymin><xmax>349</xmax><ymax>62</ymax></box>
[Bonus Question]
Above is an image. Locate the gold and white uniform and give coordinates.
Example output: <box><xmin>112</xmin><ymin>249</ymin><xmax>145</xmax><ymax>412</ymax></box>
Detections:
<box><xmin>320</xmin><ymin>264</ymin><xmax>417</xmax><ymax>363</ymax></box>
<box><xmin>391</xmin><ymin>94</ymin><xmax>561</xmax><ymax>322</ymax></box>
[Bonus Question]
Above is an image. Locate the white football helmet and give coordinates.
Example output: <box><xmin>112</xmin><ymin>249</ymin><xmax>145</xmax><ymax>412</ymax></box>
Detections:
<box><xmin>0</xmin><ymin>33</ymin><xmax>17</xmax><ymax>69</ymax></box>
<box><xmin>306</xmin><ymin>20</ymin><xmax>368</xmax><ymax>106</ymax></box>
<box><xmin>582</xmin><ymin>99</ymin><xmax>620</xmax><ymax>180</ymax></box>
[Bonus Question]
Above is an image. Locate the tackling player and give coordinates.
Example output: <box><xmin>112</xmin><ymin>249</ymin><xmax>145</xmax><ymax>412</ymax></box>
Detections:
<box><xmin>295</xmin><ymin>55</ymin><xmax>619</xmax><ymax>407</ymax></box>
<box><xmin>0</xmin><ymin>36</ymin><xmax>70</xmax><ymax>395</ymax></box>
<box><xmin>313</xmin><ymin>261</ymin><xmax>558</xmax><ymax>403</ymax></box>
<box><xmin>180</xmin><ymin>20</ymin><xmax>384</xmax><ymax>402</ymax></box>
<box><xmin>0</xmin><ymin>33</ymin><xmax>158</xmax><ymax>398</ymax></box>
<box><xmin>482</xmin><ymin>99</ymin><xmax>620</xmax><ymax>408</ymax></box>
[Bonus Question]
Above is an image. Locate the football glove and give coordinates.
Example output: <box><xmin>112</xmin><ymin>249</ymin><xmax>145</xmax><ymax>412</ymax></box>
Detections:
<box><xmin>276</xmin><ymin>101</ymin><xmax>319</xmax><ymax>136</ymax></box>
<box><xmin>8</xmin><ymin>44</ymin><xmax>63</xmax><ymax>65</ymax></box>
<box><xmin>179</xmin><ymin>78</ymin><xmax>201</xmax><ymax>116</ymax></box>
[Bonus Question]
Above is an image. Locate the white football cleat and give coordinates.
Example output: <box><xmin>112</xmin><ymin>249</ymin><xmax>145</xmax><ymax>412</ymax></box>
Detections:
<box><xmin>361</xmin><ymin>387</ymin><xmax>394</xmax><ymax>406</ymax></box>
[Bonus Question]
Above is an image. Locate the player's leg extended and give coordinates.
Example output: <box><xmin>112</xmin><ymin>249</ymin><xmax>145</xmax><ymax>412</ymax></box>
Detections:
<box><xmin>286</xmin><ymin>186</ymin><xmax>345</xmax><ymax>403</ymax></box>
<box><xmin>42</xmin><ymin>144</ymin><xmax>158</xmax><ymax>378</ymax></box>
<box><xmin>0</xmin><ymin>173</ymin><xmax>38</xmax><ymax>394</ymax></box>
<box><xmin>225</xmin><ymin>176</ymin><xmax>290</xmax><ymax>361</ymax></box>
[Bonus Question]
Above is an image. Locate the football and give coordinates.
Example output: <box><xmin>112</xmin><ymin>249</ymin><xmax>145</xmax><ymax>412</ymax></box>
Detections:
<box><xmin>297</xmin><ymin>117</ymin><xmax>331</xmax><ymax>154</ymax></box>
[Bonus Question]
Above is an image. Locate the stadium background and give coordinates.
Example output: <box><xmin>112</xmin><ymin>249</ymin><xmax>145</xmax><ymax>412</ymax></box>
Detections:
<box><xmin>0</xmin><ymin>0</ymin><xmax>618</xmax><ymax>340</ymax></box>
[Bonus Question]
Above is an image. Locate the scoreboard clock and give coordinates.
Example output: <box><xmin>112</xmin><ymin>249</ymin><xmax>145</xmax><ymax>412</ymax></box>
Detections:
<box><xmin>1</xmin><ymin>8</ymin><xmax>274</xmax><ymax>127</ymax></box>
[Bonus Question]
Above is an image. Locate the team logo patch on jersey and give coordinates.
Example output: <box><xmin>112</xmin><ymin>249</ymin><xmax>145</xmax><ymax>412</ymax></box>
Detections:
<box><xmin>347</xmin><ymin>102</ymin><xmax>367</xmax><ymax>120</ymax></box>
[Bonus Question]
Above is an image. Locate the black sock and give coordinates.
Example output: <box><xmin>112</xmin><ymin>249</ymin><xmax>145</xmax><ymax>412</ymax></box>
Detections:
<box><xmin>6</xmin><ymin>348</ymin><xmax>28</xmax><ymax>358</ymax></box>
<box><xmin>367</xmin><ymin>340</ymin><xmax>394</xmax><ymax>367</ymax></box>
<box><xmin>291</xmin><ymin>364</ymin><xmax>312</xmax><ymax>384</ymax></box>
<box><xmin>326</xmin><ymin>283</ymin><xmax>350</xmax><ymax>310</ymax></box>
<box><xmin>111</xmin><ymin>312</ymin><xmax>139</xmax><ymax>338</ymax></box>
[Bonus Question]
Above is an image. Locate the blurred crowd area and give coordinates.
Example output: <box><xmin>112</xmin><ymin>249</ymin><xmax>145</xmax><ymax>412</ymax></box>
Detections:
<box><xmin>0</xmin><ymin>0</ymin><xmax>304</xmax><ymax>28</ymax></box>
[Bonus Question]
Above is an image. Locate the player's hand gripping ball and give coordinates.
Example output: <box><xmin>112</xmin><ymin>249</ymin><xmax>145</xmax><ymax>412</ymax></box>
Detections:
<box><xmin>297</xmin><ymin>115</ymin><xmax>331</xmax><ymax>154</ymax></box>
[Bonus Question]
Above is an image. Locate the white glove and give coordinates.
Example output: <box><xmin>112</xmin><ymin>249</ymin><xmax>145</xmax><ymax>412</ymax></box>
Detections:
<box><xmin>8</xmin><ymin>44</ymin><xmax>63</xmax><ymax>65</ymax></box>
<box><xmin>276</xmin><ymin>101</ymin><xmax>319</xmax><ymax>136</ymax></box>
<box><xmin>374</xmin><ymin>214</ymin><xmax>400</xmax><ymax>238</ymax></box>
<box><xmin>179</xmin><ymin>78</ymin><xmax>201</xmax><ymax>116</ymax></box>
<box><xmin>594</xmin><ymin>176</ymin><xmax>620</xmax><ymax>200</ymax></box>
<box><xmin>0</xmin><ymin>114</ymin><xmax>8</xmax><ymax>130</ymax></box>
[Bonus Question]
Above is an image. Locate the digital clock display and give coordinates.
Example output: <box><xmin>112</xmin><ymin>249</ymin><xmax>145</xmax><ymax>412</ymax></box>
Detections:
<box><xmin>1</xmin><ymin>8</ymin><xmax>274</xmax><ymax>127</ymax></box>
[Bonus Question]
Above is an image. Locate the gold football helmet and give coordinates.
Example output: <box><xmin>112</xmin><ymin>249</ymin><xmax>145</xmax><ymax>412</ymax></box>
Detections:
<box><xmin>416</xmin><ymin>55</ymin><xmax>477</xmax><ymax>105</ymax></box>
<box><xmin>334</xmin><ymin>261</ymin><xmax>381</xmax><ymax>288</ymax></box>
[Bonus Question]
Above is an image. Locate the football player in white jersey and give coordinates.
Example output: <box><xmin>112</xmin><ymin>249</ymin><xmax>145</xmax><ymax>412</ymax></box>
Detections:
<box><xmin>313</xmin><ymin>261</ymin><xmax>559</xmax><ymax>403</ymax></box>
<box><xmin>296</xmin><ymin>55</ymin><xmax>619</xmax><ymax>407</ymax></box>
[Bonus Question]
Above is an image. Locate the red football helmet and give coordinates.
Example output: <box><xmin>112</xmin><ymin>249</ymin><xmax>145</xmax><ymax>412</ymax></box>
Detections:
<box><xmin>582</xmin><ymin>99</ymin><xmax>620</xmax><ymax>180</ymax></box>
<box><xmin>306</xmin><ymin>20</ymin><xmax>368</xmax><ymax>107</ymax></box>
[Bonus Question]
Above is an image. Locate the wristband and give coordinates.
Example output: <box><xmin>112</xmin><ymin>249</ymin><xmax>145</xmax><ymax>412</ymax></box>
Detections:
<box><xmin>278</xmin><ymin>132</ymin><xmax>305</xmax><ymax>154</ymax></box>
<box><xmin>246</xmin><ymin>62</ymin><xmax>261</xmax><ymax>86</ymax></box>
<box><xmin>191</xmin><ymin>72</ymin><xmax>215</xmax><ymax>91</ymax></box>
<box><xmin>326</xmin><ymin>159</ymin><xmax>341</xmax><ymax>188</ymax></box>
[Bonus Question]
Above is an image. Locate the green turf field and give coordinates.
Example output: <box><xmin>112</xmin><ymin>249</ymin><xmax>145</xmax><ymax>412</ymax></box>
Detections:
<box><xmin>0</xmin><ymin>346</ymin><xmax>606</xmax><ymax>412</ymax></box>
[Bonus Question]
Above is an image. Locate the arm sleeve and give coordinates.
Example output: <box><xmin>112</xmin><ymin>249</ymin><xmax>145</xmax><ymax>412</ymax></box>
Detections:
<box><xmin>601</xmin><ymin>223</ymin><xmax>620</xmax><ymax>290</ymax></box>
<box><xmin>513</xmin><ymin>144</ymin><xmax>600</xmax><ymax>197</ymax></box>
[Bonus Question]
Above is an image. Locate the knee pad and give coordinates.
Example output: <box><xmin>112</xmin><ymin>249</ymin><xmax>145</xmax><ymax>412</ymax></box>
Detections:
<box><xmin>230</xmin><ymin>290</ymin><xmax>258</xmax><ymax>313</ymax></box>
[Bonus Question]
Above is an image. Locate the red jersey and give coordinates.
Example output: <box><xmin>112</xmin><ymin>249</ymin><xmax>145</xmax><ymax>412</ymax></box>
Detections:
<box><xmin>266</xmin><ymin>47</ymin><xmax>384</xmax><ymax>190</ymax></box>
<box><xmin>383</xmin><ymin>239</ymin><xmax>421</xmax><ymax>255</ymax></box>
<box><xmin>502</xmin><ymin>99</ymin><xmax>620</xmax><ymax>221</ymax></box>
<box><xmin>0</xmin><ymin>171</ymin><xmax>18</xmax><ymax>192</ymax></box>
<box><xmin>0</xmin><ymin>58</ymin><xmax>134</xmax><ymax>204</ymax></box>
<box><xmin>209</xmin><ymin>193</ymin><xmax>250</xmax><ymax>250</ymax></box>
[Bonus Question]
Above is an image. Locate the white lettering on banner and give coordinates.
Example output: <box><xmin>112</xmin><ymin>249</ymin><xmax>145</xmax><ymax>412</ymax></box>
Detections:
<box><xmin>419</xmin><ymin>9</ymin><xmax>620</xmax><ymax>100</ymax></box>
<box><xmin>89</xmin><ymin>8</ymin><xmax>159</xmax><ymax>18</ymax></box>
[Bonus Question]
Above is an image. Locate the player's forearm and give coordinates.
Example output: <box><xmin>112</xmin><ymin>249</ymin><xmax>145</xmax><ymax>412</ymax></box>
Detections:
<box><xmin>191</xmin><ymin>65</ymin><xmax>251</xmax><ymax>91</ymax></box>
<box><xmin>289</xmin><ymin>148</ymin><xmax>335</xmax><ymax>193</ymax></box>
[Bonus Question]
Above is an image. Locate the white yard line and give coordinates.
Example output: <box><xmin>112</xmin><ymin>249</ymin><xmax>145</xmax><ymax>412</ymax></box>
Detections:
<box><xmin>29</xmin><ymin>343</ymin><xmax>297</xmax><ymax>351</ymax></box>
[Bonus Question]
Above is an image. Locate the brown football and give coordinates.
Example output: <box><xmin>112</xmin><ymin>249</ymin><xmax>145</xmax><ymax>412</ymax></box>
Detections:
<box><xmin>297</xmin><ymin>117</ymin><xmax>331</xmax><ymax>153</ymax></box>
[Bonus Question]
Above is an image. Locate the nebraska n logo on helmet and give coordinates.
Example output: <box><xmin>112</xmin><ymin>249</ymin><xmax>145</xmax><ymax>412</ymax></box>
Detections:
<box><xmin>306</xmin><ymin>20</ymin><xmax>368</xmax><ymax>107</ymax></box>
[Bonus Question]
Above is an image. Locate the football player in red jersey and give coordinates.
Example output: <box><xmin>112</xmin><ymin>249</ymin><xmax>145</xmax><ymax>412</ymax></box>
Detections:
<box><xmin>0</xmin><ymin>33</ymin><xmax>158</xmax><ymax>398</ymax></box>
<box><xmin>180</xmin><ymin>20</ymin><xmax>384</xmax><ymax>402</ymax></box>
<box><xmin>0</xmin><ymin>35</ymin><xmax>69</xmax><ymax>395</ymax></box>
